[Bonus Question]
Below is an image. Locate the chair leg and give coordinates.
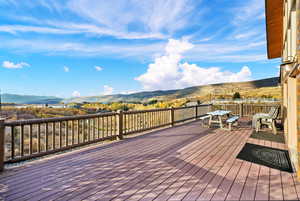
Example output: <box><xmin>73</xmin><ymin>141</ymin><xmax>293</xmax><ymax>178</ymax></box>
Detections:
<box><xmin>272</xmin><ymin>120</ymin><xmax>277</xmax><ymax>135</ymax></box>
<box><xmin>208</xmin><ymin>115</ymin><xmax>212</xmax><ymax>128</ymax></box>
<box><xmin>256</xmin><ymin>120</ymin><xmax>260</xmax><ymax>132</ymax></box>
<box><xmin>219</xmin><ymin>116</ymin><xmax>223</xmax><ymax>129</ymax></box>
<box><xmin>229</xmin><ymin>123</ymin><xmax>232</xmax><ymax>131</ymax></box>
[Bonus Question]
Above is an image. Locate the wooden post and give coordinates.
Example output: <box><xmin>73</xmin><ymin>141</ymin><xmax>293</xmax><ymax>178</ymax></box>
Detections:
<box><xmin>0</xmin><ymin>118</ymin><xmax>5</xmax><ymax>172</ymax></box>
<box><xmin>195</xmin><ymin>105</ymin><xmax>198</xmax><ymax>120</ymax></box>
<box><xmin>239</xmin><ymin>103</ymin><xmax>244</xmax><ymax>117</ymax></box>
<box><xmin>117</xmin><ymin>111</ymin><xmax>123</xmax><ymax>140</ymax></box>
<box><xmin>170</xmin><ymin>107</ymin><xmax>175</xmax><ymax>127</ymax></box>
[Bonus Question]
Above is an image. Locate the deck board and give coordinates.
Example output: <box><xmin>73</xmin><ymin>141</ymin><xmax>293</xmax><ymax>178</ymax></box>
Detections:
<box><xmin>0</xmin><ymin>119</ymin><xmax>299</xmax><ymax>201</ymax></box>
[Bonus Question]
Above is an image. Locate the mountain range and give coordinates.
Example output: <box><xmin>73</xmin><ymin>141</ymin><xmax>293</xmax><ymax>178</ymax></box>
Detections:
<box><xmin>2</xmin><ymin>77</ymin><xmax>280</xmax><ymax>104</ymax></box>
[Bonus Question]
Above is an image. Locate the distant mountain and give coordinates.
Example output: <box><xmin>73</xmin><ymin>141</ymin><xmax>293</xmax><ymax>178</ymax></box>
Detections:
<box><xmin>2</xmin><ymin>77</ymin><xmax>279</xmax><ymax>104</ymax></box>
<box><xmin>2</xmin><ymin>94</ymin><xmax>63</xmax><ymax>104</ymax></box>
<box><xmin>64</xmin><ymin>77</ymin><xmax>280</xmax><ymax>103</ymax></box>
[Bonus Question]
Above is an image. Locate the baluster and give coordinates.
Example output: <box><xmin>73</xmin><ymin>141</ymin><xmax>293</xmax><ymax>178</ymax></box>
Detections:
<box><xmin>127</xmin><ymin>114</ymin><xmax>130</xmax><ymax>133</ymax></box>
<box><xmin>109</xmin><ymin>115</ymin><xmax>112</xmax><ymax>136</ymax></box>
<box><xmin>29</xmin><ymin>124</ymin><xmax>33</xmax><ymax>155</ymax></box>
<box><xmin>52</xmin><ymin>122</ymin><xmax>55</xmax><ymax>150</ymax></box>
<box><xmin>143</xmin><ymin>112</ymin><xmax>146</xmax><ymax>129</ymax></box>
<box><xmin>72</xmin><ymin>120</ymin><xmax>74</xmax><ymax>145</ymax></box>
<box><xmin>85</xmin><ymin>119</ymin><xmax>91</xmax><ymax>142</ymax></box>
<box><xmin>37</xmin><ymin>124</ymin><xmax>40</xmax><ymax>153</ymax></box>
<box><xmin>97</xmin><ymin>117</ymin><xmax>100</xmax><ymax>139</ymax></box>
<box><xmin>132</xmin><ymin>114</ymin><xmax>135</xmax><ymax>132</ymax></box>
<box><xmin>104</xmin><ymin>116</ymin><xmax>107</xmax><ymax>138</ymax></box>
<box><xmin>93</xmin><ymin>118</ymin><xmax>96</xmax><ymax>140</ymax></box>
<box><xmin>153</xmin><ymin>111</ymin><xmax>155</xmax><ymax>127</ymax></box>
<box><xmin>77</xmin><ymin>120</ymin><xmax>80</xmax><ymax>144</ymax></box>
<box><xmin>20</xmin><ymin>125</ymin><xmax>24</xmax><ymax>156</ymax></box>
<box><xmin>110</xmin><ymin>115</ymin><xmax>113</xmax><ymax>136</ymax></box>
<box><xmin>151</xmin><ymin>112</ymin><xmax>154</xmax><ymax>127</ymax></box>
<box><xmin>101</xmin><ymin>117</ymin><xmax>104</xmax><ymax>138</ymax></box>
<box><xmin>0</xmin><ymin>119</ymin><xmax>4</xmax><ymax>171</ymax></box>
<box><xmin>84</xmin><ymin>119</ymin><xmax>87</xmax><ymax>142</ymax></box>
<box><xmin>136</xmin><ymin>113</ymin><xmax>138</xmax><ymax>131</ymax></box>
<box><xmin>123</xmin><ymin>114</ymin><xmax>126</xmax><ymax>134</ymax></box>
<box><xmin>45</xmin><ymin>123</ymin><xmax>48</xmax><ymax>151</ymax></box>
<box><xmin>129</xmin><ymin>114</ymin><xmax>132</xmax><ymax>132</ymax></box>
<box><xmin>132</xmin><ymin>113</ymin><xmax>135</xmax><ymax>132</ymax></box>
<box><xmin>59</xmin><ymin>122</ymin><xmax>62</xmax><ymax>148</ymax></box>
<box><xmin>66</xmin><ymin>121</ymin><xmax>69</xmax><ymax>146</ymax></box>
<box><xmin>11</xmin><ymin>126</ymin><xmax>15</xmax><ymax>160</ymax></box>
<box><xmin>137</xmin><ymin>113</ymin><xmax>140</xmax><ymax>131</ymax></box>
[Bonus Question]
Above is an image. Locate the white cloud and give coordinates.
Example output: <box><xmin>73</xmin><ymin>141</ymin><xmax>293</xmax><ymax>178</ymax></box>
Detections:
<box><xmin>234</xmin><ymin>31</ymin><xmax>259</xmax><ymax>40</ymax></box>
<box><xmin>136</xmin><ymin>39</ymin><xmax>252</xmax><ymax>90</ymax></box>
<box><xmin>233</xmin><ymin>0</ymin><xmax>265</xmax><ymax>24</ymax></box>
<box><xmin>0</xmin><ymin>37</ymin><xmax>268</xmax><ymax>63</ymax></box>
<box><xmin>67</xmin><ymin>0</ymin><xmax>194</xmax><ymax>37</ymax></box>
<box><xmin>95</xmin><ymin>66</ymin><xmax>103</xmax><ymax>71</ymax></box>
<box><xmin>0</xmin><ymin>1</ymin><xmax>269</xmax><ymax>64</ymax></box>
<box><xmin>102</xmin><ymin>85</ymin><xmax>114</xmax><ymax>95</ymax></box>
<box><xmin>2</xmin><ymin>60</ymin><xmax>30</xmax><ymax>69</ymax></box>
<box><xmin>72</xmin><ymin>91</ymin><xmax>80</xmax><ymax>97</ymax></box>
<box><xmin>0</xmin><ymin>23</ymin><xmax>166</xmax><ymax>40</ymax></box>
<box><xmin>0</xmin><ymin>25</ymin><xmax>79</xmax><ymax>35</ymax></box>
<box><xmin>63</xmin><ymin>66</ymin><xmax>70</xmax><ymax>72</ymax></box>
<box><xmin>0</xmin><ymin>0</ymin><xmax>198</xmax><ymax>40</ymax></box>
<box><xmin>1</xmin><ymin>38</ymin><xmax>165</xmax><ymax>59</ymax></box>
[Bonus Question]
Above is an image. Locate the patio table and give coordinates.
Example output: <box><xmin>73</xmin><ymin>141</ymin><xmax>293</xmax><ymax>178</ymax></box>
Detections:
<box><xmin>207</xmin><ymin>110</ymin><xmax>231</xmax><ymax>129</ymax></box>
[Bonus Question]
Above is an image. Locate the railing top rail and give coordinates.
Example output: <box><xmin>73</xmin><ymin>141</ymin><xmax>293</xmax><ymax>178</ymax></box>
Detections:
<box><xmin>3</xmin><ymin>104</ymin><xmax>212</xmax><ymax>126</ymax></box>
<box><xmin>123</xmin><ymin>108</ymin><xmax>170</xmax><ymax>114</ymax></box>
<box><xmin>213</xmin><ymin>103</ymin><xmax>281</xmax><ymax>106</ymax></box>
<box><xmin>4</xmin><ymin>112</ymin><xmax>118</xmax><ymax>126</ymax></box>
<box><xmin>123</xmin><ymin>104</ymin><xmax>211</xmax><ymax>114</ymax></box>
<box><xmin>174</xmin><ymin>104</ymin><xmax>211</xmax><ymax>110</ymax></box>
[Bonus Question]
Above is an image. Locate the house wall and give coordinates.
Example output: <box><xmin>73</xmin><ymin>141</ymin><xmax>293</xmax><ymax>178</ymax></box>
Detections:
<box><xmin>281</xmin><ymin>0</ymin><xmax>300</xmax><ymax>176</ymax></box>
<box><xmin>297</xmin><ymin>77</ymin><xmax>300</xmax><ymax>178</ymax></box>
<box><xmin>281</xmin><ymin>64</ymin><xmax>299</xmax><ymax>172</ymax></box>
<box><xmin>287</xmin><ymin>77</ymin><xmax>298</xmax><ymax>170</ymax></box>
<box><xmin>296</xmin><ymin>0</ymin><xmax>300</xmax><ymax>179</ymax></box>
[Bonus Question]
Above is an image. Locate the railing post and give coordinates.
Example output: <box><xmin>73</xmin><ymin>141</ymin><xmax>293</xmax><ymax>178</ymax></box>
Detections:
<box><xmin>239</xmin><ymin>103</ymin><xmax>244</xmax><ymax>117</ymax></box>
<box><xmin>0</xmin><ymin>118</ymin><xmax>5</xmax><ymax>172</ymax></box>
<box><xmin>117</xmin><ymin>111</ymin><xmax>123</xmax><ymax>140</ymax></box>
<box><xmin>195</xmin><ymin>105</ymin><xmax>198</xmax><ymax>120</ymax></box>
<box><xmin>170</xmin><ymin>107</ymin><xmax>175</xmax><ymax>127</ymax></box>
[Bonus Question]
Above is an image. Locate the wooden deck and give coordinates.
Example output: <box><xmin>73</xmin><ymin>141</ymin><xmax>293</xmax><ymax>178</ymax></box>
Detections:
<box><xmin>0</xmin><ymin>119</ymin><xmax>299</xmax><ymax>201</ymax></box>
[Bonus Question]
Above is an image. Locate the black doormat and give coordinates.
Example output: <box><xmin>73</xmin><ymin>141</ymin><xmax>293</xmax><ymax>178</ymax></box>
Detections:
<box><xmin>250</xmin><ymin>130</ymin><xmax>285</xmax><ymax>144</ymax></box>
<box><xmin>237</xmin><ymin>143</ymin><xmax>293</xmax><ymax>173</ymax></box>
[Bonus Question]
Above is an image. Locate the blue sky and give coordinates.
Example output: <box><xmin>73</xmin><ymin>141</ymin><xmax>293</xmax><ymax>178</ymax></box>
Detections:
<box><xmin>0</xmin><ymin>0</ymin><xmax>280</xmax><ymax>98</ymax></box>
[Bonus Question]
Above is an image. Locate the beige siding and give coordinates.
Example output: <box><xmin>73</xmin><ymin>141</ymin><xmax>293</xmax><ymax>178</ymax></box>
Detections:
<box><xmin>287</xmin><ymin>77</ymin><xmax>298</xmax><ymax>169</ymax></box>
<box><xmin>280</xmin><ymin>0</ymin><xmax>300</xmax><ymax>178</ymax></box>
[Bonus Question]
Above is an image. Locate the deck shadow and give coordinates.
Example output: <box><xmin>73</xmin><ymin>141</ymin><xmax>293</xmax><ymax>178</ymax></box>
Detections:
<box><xmin>250</xmin><ymin>130</ymin><xmax>285</xmax><ymax>144</ymax></box>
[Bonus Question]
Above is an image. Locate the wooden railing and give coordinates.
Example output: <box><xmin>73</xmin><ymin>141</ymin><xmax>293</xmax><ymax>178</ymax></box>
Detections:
<box><xmin>212</xmin><ymin>103</ymin><xmax>282</xmax><ymax>118</ymax></box>
<box><xmin>0</xmin><ymin>104</ymin><xmax>212</xmax><ymax>166</ymax></box>
<box><xmin>0</xmin><ymin>103</ymin><xmax>281</xmax><ymax>169</ymax></box>
<box><xmin>2</xmin><ymin>112</ymin><xmax>120</xmax><ymax>163</ymax></box>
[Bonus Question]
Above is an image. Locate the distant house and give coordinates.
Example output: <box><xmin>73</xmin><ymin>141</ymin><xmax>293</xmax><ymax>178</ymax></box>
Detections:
<box><xmin>265</xmin><ymin>0</ymin><xmax>300</xmax><ymax>178</ymax></box>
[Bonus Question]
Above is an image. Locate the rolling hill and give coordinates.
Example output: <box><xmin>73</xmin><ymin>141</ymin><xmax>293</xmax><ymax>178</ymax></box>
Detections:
<box><xmin>2</xmin><ymin>94</ymin><xmax>63</xmax><ymax>104</ymax></box>
<box><xmin>2</xmin><ymin>77</ymin><xmax>280</xmax><ymax>104</ymax></box>
<box><xmin>64</xmin><ymin>77</ymin><xmax>281</xmax><ymax>103</ymax></box>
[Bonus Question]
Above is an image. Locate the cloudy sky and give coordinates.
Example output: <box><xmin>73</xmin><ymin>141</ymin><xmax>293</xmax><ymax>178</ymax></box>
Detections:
<box><xmin>0</xmin><ymin>0</ymin><xmax>280</xmax><ymax>97</ymax></box>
